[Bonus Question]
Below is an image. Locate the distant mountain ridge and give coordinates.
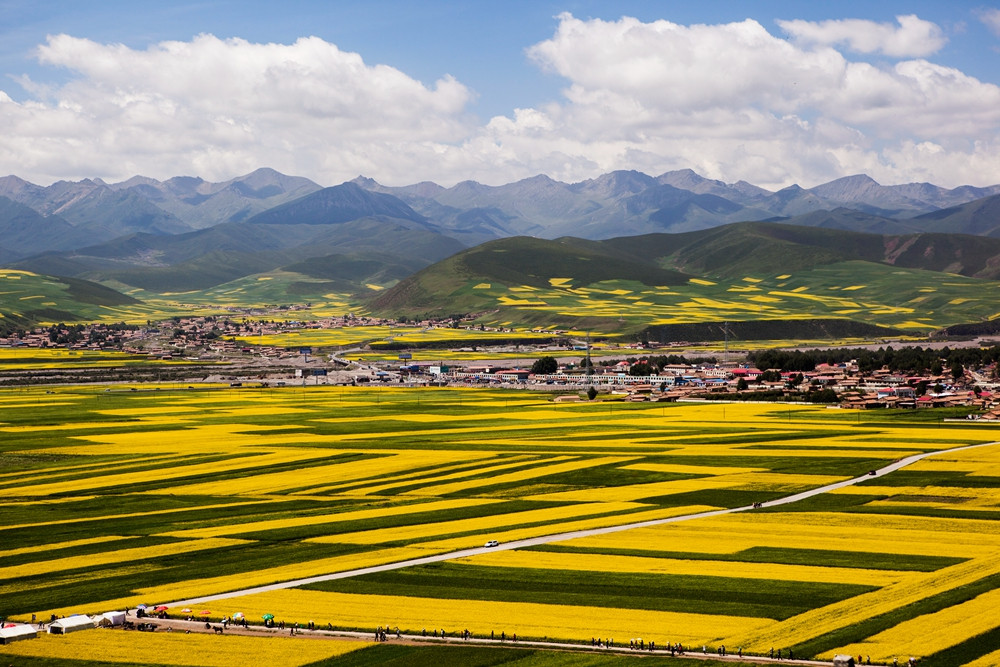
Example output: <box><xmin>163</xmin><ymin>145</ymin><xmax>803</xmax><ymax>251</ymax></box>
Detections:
<box><xmin>350</xmin><ymin>170</ymin><xmax>1000</xmax><ymax>240</ymax></box>
<box><xmin>3</xmin><ymin>166</ymin><xmax>1000</xmax><ymax>302</ymax></box>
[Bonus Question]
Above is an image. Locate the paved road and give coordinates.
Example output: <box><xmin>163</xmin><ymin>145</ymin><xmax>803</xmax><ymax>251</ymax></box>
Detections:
<box><xmin>167</xmin><ymin>439</ymin><xmax>998</xmax><ymax>609</ymax></box>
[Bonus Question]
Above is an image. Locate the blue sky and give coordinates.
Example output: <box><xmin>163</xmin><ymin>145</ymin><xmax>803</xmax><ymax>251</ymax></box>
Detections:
<box><xmin>1</xmin><ymin>1</ymin><xmax>999</xmax><ymax>188</ymax></box>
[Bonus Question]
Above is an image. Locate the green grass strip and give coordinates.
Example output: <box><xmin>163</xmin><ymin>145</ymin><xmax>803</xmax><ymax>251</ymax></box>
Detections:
<box><xmin>919</xmin><ymin>624</ymin><xmax>1000</xmax><ymax>667</ymax></box>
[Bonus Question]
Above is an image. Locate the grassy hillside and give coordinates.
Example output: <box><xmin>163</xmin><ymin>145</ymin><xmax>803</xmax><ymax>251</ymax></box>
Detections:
<box><xmin>10</xmin><ymin>222</ymin><xmax>1000</xmax><ymax>339</ymax></box>
<box><xmin>372</xmin><ymin>236</ymin><xmax>689</xmax><ymax>317</ymax></box>
<box><xmin>0</xmin><ymin>270</ymin><xmax>141</xmax><ymax>334</ymax></box>
<box><xmin>369</xmin><ymin>225</ymin><xmax>1000</xmax><ymax>335</ymax></box>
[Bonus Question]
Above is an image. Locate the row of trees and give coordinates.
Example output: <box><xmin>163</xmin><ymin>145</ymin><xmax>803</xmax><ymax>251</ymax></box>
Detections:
<box><xmin>530</xmin><ymin>354</ymin><xmax>720</xmax><ymax>377</ymax></box>
<box><xmin>749</xmin><ymin>345</ymin><xmax>1000</xmax><ymax>377</ymax></box>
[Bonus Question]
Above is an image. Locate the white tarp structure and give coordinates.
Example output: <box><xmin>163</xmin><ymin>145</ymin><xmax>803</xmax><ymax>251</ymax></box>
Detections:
<box><xmin>47</xmin><ymin>615</ymin><xmax>95</xmax><ymax>634</ymax></box>
<box><xmin>98</xmin><ymin>611</ymin><xmax>126</xmax><ymax>627</ymax></box>
<box><xmin>0</xmin><ymin>624</ymin><xmax>38</xmax><ymax>644</ymax></box>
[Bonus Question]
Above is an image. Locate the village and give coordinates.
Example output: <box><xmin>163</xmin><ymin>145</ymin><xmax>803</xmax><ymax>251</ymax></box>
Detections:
<box><xmin>3</xmin><ymin>314</ymin><xmax>1000</xmax><ymax>419</ymax></box>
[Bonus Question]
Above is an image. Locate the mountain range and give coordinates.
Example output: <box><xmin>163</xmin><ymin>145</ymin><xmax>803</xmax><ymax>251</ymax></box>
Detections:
<box><xmin>2</xmin><ymin>167</ymin><xmax>1000</xmax><ymax>308</ymax></box>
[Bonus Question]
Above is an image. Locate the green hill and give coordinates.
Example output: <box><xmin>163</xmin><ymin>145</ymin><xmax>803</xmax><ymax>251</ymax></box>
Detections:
<box><xmin>0</xmin><ymin>270</ymin><xmax>141</xmax><ymax>334</ymax></box>
<box><xmin>371</xmin><ymin>235</ymin><xmax>690</xmax><ymax>316</ymax></box>
<box><xmin>369</xmin><ymin>223</ymin><xmax>1000</xmax><ymax>335</ymax></box>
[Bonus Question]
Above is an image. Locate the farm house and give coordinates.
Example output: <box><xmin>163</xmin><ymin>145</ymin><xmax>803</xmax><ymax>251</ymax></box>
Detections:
<box><xmin>47</xmin><ymin>615</ymin><xmax>95</xmax><ymax>634</ymax></box>
<box><xmin>0</xmin><ymin>623</ymin><xmax>38</xmax><ymax>644</ymax></box>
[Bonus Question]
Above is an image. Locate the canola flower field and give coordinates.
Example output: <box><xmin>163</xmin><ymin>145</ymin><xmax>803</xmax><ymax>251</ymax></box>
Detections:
<box><xmin>459</xmin><ymin>262</ymin><xmax>1000</xmax><ymax>333</ymax></box>
<box><xmin>1</xmin><ymin>385</ymin><xmax>999</xmax><ymax>666</ymax></box>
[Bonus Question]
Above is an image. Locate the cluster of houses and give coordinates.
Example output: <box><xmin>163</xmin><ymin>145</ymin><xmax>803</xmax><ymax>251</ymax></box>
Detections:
<box><xmin>4</xmin><ymin>316</ymin><xmax>1000</xmax><ymax>416</ymax></box>
<box><xmin>437</xmin><ymin>358</ymin><xmax>1000</xmax><ymax>415</ymax></box>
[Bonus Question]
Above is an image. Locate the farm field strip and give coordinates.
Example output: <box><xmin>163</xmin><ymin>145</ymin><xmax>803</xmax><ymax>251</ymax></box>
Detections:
<box><xmin>200</xmin><ymin>588</ymin><xmax>774</xmax><ymax>645</ymax></box>
<box><xmin>0</xmin><ymin>625</ymin><xmax>372</xmax><ymax>666</ymax></box>
<box><xmin>562</xmin><ymin>514</ymin><xmax>1000</xmax><ymax>559</ymax></box>
<box><xmin>312</xmin><ymin>454</ymin><xmax>541</xmax><ymax>496</ymax></box>
<box><xmin>720</xmin><ymin>547</ymin><xmax>1000</xmax><ymax>653</ymax></box>
<box><xmin>308</xmin><ymin>503</ymin><xmax>700</xmax><ymax>549</ymax></box>
<box><xmin>0</xmin><ymin>499</ymin><xmax>278</xmax><ymax>534</ymax></box>
<box><xmin>829</xmin><ymin>587</ymin><xmax>1000</xmax><ymax>663</ymax></box>
<box><xmin>162</xmin><ymin>498</ymin><xmax>503</xmax><ymax>539</ymax></box>
<box><xmin>0</xmin><ymin>537</ymin><xmax>251</xmax><ymax>581</ymax></box>
<box><xmin>458</xmin><ymin>549</ymin><xmax>905</xmax><ymax>587</ymax></box>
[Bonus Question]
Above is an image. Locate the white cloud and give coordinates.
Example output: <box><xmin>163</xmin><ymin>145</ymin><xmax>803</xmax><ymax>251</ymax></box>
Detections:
<box><xmin>503</xmin><ymin>13</ymin><xmax>1000</xmax><ymax>188</ymax></box>
<box><xmin>1</xmin><ymin>18</ymin><xmax>999</xmax><ymax>191</ymax></box>
<box><xmin>977</xmin><ymin>8</ymin><xmax>1000</xmax><ymax>37</ymax></box>
<box><xmin>0</xmin><ymin>34</ymin><xmax>474</xmax><ymax>184</ymax></box>
<box><xmin>776</xmin><ymin>14</ymin><xmax>947</xmax><ymax>58</ymax></box>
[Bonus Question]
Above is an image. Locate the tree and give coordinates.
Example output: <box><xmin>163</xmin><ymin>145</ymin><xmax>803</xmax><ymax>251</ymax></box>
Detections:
<box><xmin>951</xmin><ymin>362</ymin><xmax>964</xmax><ymax>382</ymax></box>
<box><xmin>531</xmin><ymin>356</ymin><xmax>558</xmax><ymax>375</ymax></box>
<box><xmin>587</xmin><ymin>385</ymin><xmax>598</xmax><ymax>401</ymax></box>
<box><xmin>736</xmin><ymin>378</ymin><xmax>748</xmax><ymax>391</ymax></box>
<box><xmin>629</xmin><ymin>361</ymin><xmax>653</xmax><ymax>376</ymax></box>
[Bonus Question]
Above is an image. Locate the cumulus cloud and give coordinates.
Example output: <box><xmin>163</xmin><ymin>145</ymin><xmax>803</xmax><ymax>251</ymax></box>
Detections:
<box><xmin>1</xmin><ymin>17</ymin><xmax>999</xmax><ymax>190</ymax></box>
<box><xmin>777</xmin><ymin>14</ymin><xmax>947</xmax><ymax>57</ymax></box>
<box><xmin>506</xmin><ymin>13</ymin><xmax>1000</xmax><ymax>188</ymax></box>
<box><xmin>0</xmin><ymin>34</ymin><xmax>474</xmax><ymax>184</ymax></box>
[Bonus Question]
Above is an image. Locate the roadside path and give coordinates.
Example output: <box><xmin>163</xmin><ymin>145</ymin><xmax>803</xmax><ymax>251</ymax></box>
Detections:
<box><xmin>167</xmin><ymin>439</ymin><xmax>998</xmax><ymax>609</ymax></box>
<box><xmin>106</xmin><ymin>615</ymin><xmax>830</xmax><ymax>665</ymax></box>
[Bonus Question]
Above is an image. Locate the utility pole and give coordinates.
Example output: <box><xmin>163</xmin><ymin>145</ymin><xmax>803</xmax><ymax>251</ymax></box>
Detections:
<box><xmin>586</xmin><ymin>332</ymin><xmax>593</xmax><ymax>384</ymax></box>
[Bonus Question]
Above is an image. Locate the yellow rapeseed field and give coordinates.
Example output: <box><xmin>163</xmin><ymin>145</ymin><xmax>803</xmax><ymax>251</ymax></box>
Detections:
<box><xmin>0</xmin><ymin>629</ymin><xmax>370</xmax><ymax>666</ymax></box>
<box><xmin>5</xmin><ymin>385</ymin><xmax>1000</xmax><ymax>663</ymax></box>
<box><xmin>461</xmin><ymin>550</ymin><xmax>904</xmax><ymax>587</ymax></box>
<box><xmin>203</xmin><ymin>589</ymin><xmax>772</xmax><ymax>644</ymax></box>
<box><xmin>0</xmin><ymin>538</ymin><xmax>250</xmax><ymax>581</ymax></box>
<box><xmin>720</xmin><ymin>549</ymin><xmax>1000</xmax><ymax>652</ymax></box>
<box><xmin>311</xmin><ymin>501</ymin><xmax>644</xmax><ymax>545</ymax></box>
<box><xmin>164</xmin><ymin>498</ymin><xmax>501</xmax><ymax>539</ymax></box>
<box><xmin>826</xmin><ymin>587</ymin><xmax>1000</xmax><ymax>662</ymax></box>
